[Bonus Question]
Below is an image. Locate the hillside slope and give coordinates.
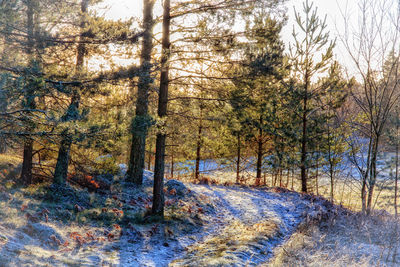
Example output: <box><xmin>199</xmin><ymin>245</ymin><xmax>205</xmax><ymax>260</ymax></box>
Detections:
<box><xmin>0</xmin><ymin>171</ymin><xmax>395</xmax><ymax>266</ymax></box>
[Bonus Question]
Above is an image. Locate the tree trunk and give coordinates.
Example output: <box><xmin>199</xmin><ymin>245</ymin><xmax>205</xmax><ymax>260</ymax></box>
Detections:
<box><xmin>21</xmin><ymin>139</ymin><xmax>33</xmax><ymax>185</ymax></box>
<box><xmin>300</xmin><ymin>68</ymin><xmax>310</xmax><ymax>193</ymax></box>
<box><xmin>361</xmin><ymin>134</ymin><xmax>373</xmax><ymax>213</ymax></box>
<box><xmin>53</xmin><ymin>0</ymin><xmax>87</xmax><ymax>185</ymax></box>
<box><xmin>53</xmin><ymin>132</ymin><xmax>72</xmax><ymax>184</ymax></box>
<box><xmin>127</xmin><ymin>0</ymin><xmax>155</xmax><ymax>185</ymax></box>
<box><xmin>328</xmin><ymin>144</ymin><xmax>334</xmax><ymax>202</ymax></box>
<box><xmin>147</xmin><ymin>141</ymin><xmax>152</xmax><ymax>170</ymax></box>
<box><xmin>264</xmin><ymin>172</ymin><xmax>267</xmax><ymax>186</ymax></box>
<box><xmin>170</xmin><ymin>152</ymin><xmax>174</xmax><ymax>179</ymax></box>
<box><xmin>315</xmin><ymin>152</ymin><xmax>319</xmax><ymax>195</ymax></box>
<box><xmin>361</xmin><ymin>176</ymin><xmax>367</xmax><ymax>213</ymax></box>
<box><xmin>330</xmin><ymin>164</ymin><xmax>334</xmax><ymax>202</ymax></box>
<box><xmin>256</xmin><ymin>116</ymin><xmax>263</xmax><ymax>186</ymax></box>
<box><xmin>367</xmin><ymin>137</ymin><xmax>379</xmax><ymax>214</ymax></box>
<box><xmin>255</xmin><ymin>142</ymin><xmax>262</xmax><ymax>185</ymax></box>
<box><xmin>286</xmin><ymin>168</ymin><xmax>290</xmax><ymax>188</ymax></box>
<box><xmin>300</xmin><ymin>93</ymin><xmax>308</xmax><ymax>193</ymax></box>
<box><xmin>291</xmin><ymin>168</ymin><xmax>294</xmax><ymax>190</ymax></box>
<box><xmin>152</xmin><ymin>0</ymin><xmax>170</xmax><ymax>218</ymax></box>
<box><xmin>195</xmin><ymin>108</ymin><xmax>203</xmax><ymax>181</ymax></box>
<box><xmin>327</xmin><ymin>127</ymin><xmax>335</xmax><ymax>202</ymax></box>
<box><xmin>395</xmin><ymin>128</ymin><xmax>399</xmax><ymax>218</ymax></box>
<box><xmin>236</xmin><ymin>133</ymin><xmax>241</xmax><ymax>184</ymax></box>
<box><xmin>20</xmin><ymin>0</ymin><xmax>35</xmax><ymax>185</ymax></box>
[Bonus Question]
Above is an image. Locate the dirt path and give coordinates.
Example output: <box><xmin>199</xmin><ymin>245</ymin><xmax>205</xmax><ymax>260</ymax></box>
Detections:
<box><xmin>118</xmin><ymin>181</ymin><xmax>312</xmax><ymax>266</ymax></box>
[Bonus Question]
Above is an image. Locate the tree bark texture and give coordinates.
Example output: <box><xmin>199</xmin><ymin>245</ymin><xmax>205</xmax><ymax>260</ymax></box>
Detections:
<box><xmin>127</xmin><ymin>0</ymin><xmax>155</xmax><ymax>185</ymax></box>
<box><xmin>300</xmin><ymin>77</ymin><xmax>309</xmax><ymax>193</ymax></box>
<box><xmin>152</xmin><ymin>0</ymin><xmax>170</xmax><ymax>217</ymax></box>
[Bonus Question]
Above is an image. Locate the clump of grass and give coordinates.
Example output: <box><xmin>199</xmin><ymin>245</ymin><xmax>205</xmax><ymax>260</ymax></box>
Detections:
<box><xmin>41</xmin><ymin>183</ymin><xmax>91</xmax><ymax>206</ymax></box>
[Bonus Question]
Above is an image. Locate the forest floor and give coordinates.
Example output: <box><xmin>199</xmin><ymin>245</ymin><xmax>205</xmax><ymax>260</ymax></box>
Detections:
<box><xmin>0</xmin><ymin>160</ymin><xmax>399</xmax><ymax>266</ymax></box>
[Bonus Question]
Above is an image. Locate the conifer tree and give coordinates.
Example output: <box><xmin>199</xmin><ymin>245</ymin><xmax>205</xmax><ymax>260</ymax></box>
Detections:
<box><xmin>231</xmin><ymin>14</ymin><xmax>286</xmax><ymax>186</ymax></box>
<box><xmin>290</xmin><ymin>0</ymin><xmax>334</xmax><ymax>192</ymax></box>
<box><xmin>127</xmin><ymin>0</ymin><xmax>156</xmax><ymax>185</ymax></box>
<box><xmin>53</xmin><ymin>0</ymin><xmax>89</xmax><ymax>185</ymax></box>
<box><xmin>319</xmin><ymin>62</ymin><xmax>350</xmax><ymax>201</ymax></box>
<box><xmin>20</xmin><ymin>0</ymin><xmax>39</xmax><ymax>185</ymax></box>
<box><xmin>152</xmin><ymin>0</ymin><xmax>170</xmax><ymax>217</ymax></box>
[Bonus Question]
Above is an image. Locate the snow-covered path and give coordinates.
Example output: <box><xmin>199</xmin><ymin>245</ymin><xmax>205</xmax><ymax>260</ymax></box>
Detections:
<box><xmin>170</xmin><ymin>185</ymin><xmax>309</xmax><ymax>266</ymax></box>
<box><xmin>119</xmin><ymin>181</ymin><xmax>311</xmax><ymax>267</ymax></box>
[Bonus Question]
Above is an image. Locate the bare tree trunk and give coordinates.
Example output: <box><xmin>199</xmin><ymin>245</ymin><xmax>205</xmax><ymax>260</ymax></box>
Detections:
<box><xmin>256</xmin><ymin>116</ymin><xmax>263</xmax><ymax>186</ymax></box>
<box><xmin>271</xmin><ymin>170</ymin><xmax>275</xmax><ymax>186</ymax></box>
<box><xmin>170</xmin><ymin>152</ymin><xmax>174</xmax><ymax>179</ymax></box>
<box><xmin>361</xmin><ymin>133</ymin><xmax>373</xmax><ymax>213</ymax></box>
<box><xmin>395</xmin><ymin>128</ymin><xmax>399</xmax><ymax>218</ymax></box>
<box><xmin>152</xmin><ymin>0</ymin><xmax>170</xmax><ymax>217</ymax></box>
<box><xmin>291</xmin><ymin>168</ymin><xmax>294</xmax><ymax>190</ymax></box>
<box><xmin>21</xmin><ymin>139</ymin><xmax>33</xmax><ymax>184</ymax></box>
<box><xmin>147</xmin><ymin>140</ymin><xmax>152</xmax><ymax>170</ymax></box>
<box><xmin>127</xmin><ymin>0</ymin><xmax>155</xmax><ymax>185</ymax></box>
<box><xmin>361</xmin><ymin>176</ymin><xmax>367</xmax><ymax>212</ymax></box>
<box><xmin>367</xmin><ymin>137</ymin><xmax>379</xmax><ymax>214</ymax></box>
<box><xmin>341</xmin><ymin>0</ymin><xmax>400</xmax><ymax>215</ymax></box>
<box><xmin>316</xmin><ymin>155</ymin><xmax>319</xmax><ymax>195</ymax></box>
<box><xmin>300</xmin><ymin>79</ymin><xmax>308</xmax><ymax>193</ymax></box>
<box><xmin>286</xmin><ymin>168</ymin><xmax>290</xmax><ymax>188</ymax></box>
<box><xmin>263</xmin><ymin>172</ymin><xmax>267</xmax><ymax>186</ymax></box>
<box><xmin>195</xmin><ymin>108</ymin><xmax>203</xmax><ymax>180</ymax></box>
<box><xmin>236</xmin><ymin>133</ymin><xmax>241</xmax><ymax>184</ymax></box>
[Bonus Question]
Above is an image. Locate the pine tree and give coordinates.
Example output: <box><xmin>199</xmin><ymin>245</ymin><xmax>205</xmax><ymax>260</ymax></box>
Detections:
<box><xmin>127</xmin><ymin>0</ymin><xmax>156</xmax><ymax>186</ymax></box>
<box><xmin>53</xmin><ymin>0</ymin><xmax>89</xmax><ymax>185</ymax></box>
<box><xmin>230</xmin><ymin>14</ymin><xmax>286</xmax><ymax>186</ymax></box>
<box><xmin>319</xmin><ymin>62</ymin><xmax>350</xmax><ymax>201</ymax></box>
<box><xmin>152</xmin><ymin>0</ymin><xmax>170</xmax><ymax>218</ymax></box>
<box><xmin>289</xmin><ymin>0</ymin><xmax>334</xmax><ymax>192</ymax></box>
<box><xmin>20</xmin><ymin>0</ymin><xmax>39</xmax><ymax>185</ymax></box>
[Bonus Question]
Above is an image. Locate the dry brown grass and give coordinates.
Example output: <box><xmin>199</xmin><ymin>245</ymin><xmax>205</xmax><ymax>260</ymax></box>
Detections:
<box><xmin>268</xmin><ymin>210</ymin><xmax>400</xmax><ymax>267</ymax></box>
<box><xmin>171</xmin><ymin>219</ymin><xmax>280</xmax><ymax>266</ymax></box>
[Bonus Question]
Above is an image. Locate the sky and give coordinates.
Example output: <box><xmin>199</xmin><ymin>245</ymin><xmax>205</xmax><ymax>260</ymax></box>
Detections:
<box><xmin>95</xmin><ymin>0</ymin><xmax>364</xmax><ymax>74</ymax></box>
<box><xmin>282</xmin><ymin>0</ymin><xmax>359</xmax><ymax>75</ymax></box>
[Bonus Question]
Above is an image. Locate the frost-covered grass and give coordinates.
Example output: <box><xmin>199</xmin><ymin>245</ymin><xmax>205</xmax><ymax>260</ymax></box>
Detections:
<box><xmin>0</xmin><ymin>169</ymin><xmax>212</xmax><ymax>266</ymax></box>
<box><xmin>269</xmin><ymin>209</ymin><xmax>400</xmax><ymax>266</ymax></box>
<box><xmin>1</xmin><ymin>153</ymin><xmax>399</xmax><ymax>267</ymax></box>
<box><xmin>0</xmin><ymin>166</ymin><xmax>322</xmax><ymax>266</ymax></box>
